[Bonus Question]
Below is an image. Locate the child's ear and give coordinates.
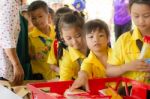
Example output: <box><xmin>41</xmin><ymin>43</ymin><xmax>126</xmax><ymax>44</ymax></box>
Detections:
<box><xmin>107</xmin><ymin>35</ymin><xmax>110</xmax><ymax>43</ymax></box>
<box><xmin>107</xmin><ymin>36</ymin><xmax>111</xmax><ymax>47</ymax></box>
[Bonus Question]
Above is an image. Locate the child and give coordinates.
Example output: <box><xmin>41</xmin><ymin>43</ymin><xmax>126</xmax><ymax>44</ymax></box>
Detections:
<box><xmin>47</xmin><ymin>7</ymin><xmax>73</xmax><ymax>75</ymax></box>
<box><xmin>106</xmin><ymin>0</ymin><xmax>150</xmax><ymax>83</ymax></box>
<box><xmin>28</xmin><ymin>1</ymin><xmax>55</xmax><ymax>80</ymax></box>
<box><xmin>58</xmin><ymin>11</ymin><xmax>88</xmax><ymax>80</ymax></box>
<box><xmin>48</xmin><ymin>11</ymin><xmax>88</xmax><ymax>81</ymax></box>
<box><xmin>70</xmin><ymin>19</ymin><xmax>111</xmax><ymax>91</ymax></box>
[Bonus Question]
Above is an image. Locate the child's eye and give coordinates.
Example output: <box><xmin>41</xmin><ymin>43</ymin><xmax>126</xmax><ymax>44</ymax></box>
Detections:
<box><xmin>66</xmin><ymin>37</ymin><xmax>71</xmax><ymax>40</ymax></box>
<box><xmin>134</xmin><ymin>15</ymin><xmax>139</xmax><ymax>18</ymax></box>
<box><xmin>32</xmin><ymin>17</ymin><xmax>36</xmax><ymax>20</ymax></box>
<box><xmin>88</xmin><ymin>36</ymin><xmax>93</xmax><ymax>38</ymax></box>
<box><xmin>143</xmin><ymin>15</ymin><xmax>150</xmax><ymax>18</ymax></box>
<box><xmin>75</xmin><ymin>34</ymin><xmax>81</xmax><ymax>38</ymax></box>
<box><xmin>99</xmin><ymin>34</ymin><xmax>104</xmax><ymax>37</ymax></box>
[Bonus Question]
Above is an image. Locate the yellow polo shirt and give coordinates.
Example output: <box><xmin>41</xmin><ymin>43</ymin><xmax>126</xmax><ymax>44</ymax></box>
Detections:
<box><xmin>81</xmin><ymin>49</ymin><xmax>111</xmax><ymax>79</ymax></box>
<box><xmin>59</xmin><ymin>46</ymin><xmax>86</xmax><ymax>81</ymax></box>
<box><xmin>47</xmin><ymin>40</ymin><xmax>58</xmax><ymax>65</ymax></box>
<box><xmin>29</xmin><ymin>25</ymin><xmax>56</xmax><ymax>80</ymax></box>
<box><xmin>107</xmin><ymin>27</ymin><xmax>150</xmax><ymax>83</ymax></box>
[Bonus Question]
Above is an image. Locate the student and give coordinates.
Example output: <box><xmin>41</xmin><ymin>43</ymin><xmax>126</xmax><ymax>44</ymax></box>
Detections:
<box><xmin>28</xmin><ymin>1</ymin><xmax>55</xmax><ymax>80</ymax></box>
<box><xmin>51</xmin><ymin>11</ymin><xmax>87</xmax><ymax>81</ymax></box>
<box><xmin>47</xmin><ymin>7</ymin><xmax>73</xmax><ymax>75</ymax></box>
<box><xmin>70</xmin><ymin>19</ymin><xmax>111</xmax><ymax>91</ymax></box>
<box><xmin>107</xmin><ymin>0</ymin><xmax>150</xmax><ymax>83</ymax></box>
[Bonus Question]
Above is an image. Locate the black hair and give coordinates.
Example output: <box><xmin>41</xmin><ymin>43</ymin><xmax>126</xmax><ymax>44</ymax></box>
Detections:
<box><xmin>28</xmin><ymin>0</ymin><xmax>49</xmax><ymax>13</ymax></box>
<box><xmin>59</xmin><ymin>11</ymin><xmax>85</xmax><ymax>35</ymax></box>
<box><xmin>54</xmin><ymin>7</ymin><xmax>73</xmax><ymax>25</ymax></box>
<box><xmin>54</xmin><ymin>7</ymin><xmax>73</xmax><ymax>60</ymax></box>
<box><xmin>84</xmin><ymin>19</ymin><xmax>110</xmax><ymax>38</ymax></box>
<box><xmin>54</xmin><ymin>7</ymin><xmax>73</xmax><ymax>40</ymax></box>
<box><xmin>129</xmin><ymin>0</ymin><xmax>150</xmax><ymax>9</ymax></box>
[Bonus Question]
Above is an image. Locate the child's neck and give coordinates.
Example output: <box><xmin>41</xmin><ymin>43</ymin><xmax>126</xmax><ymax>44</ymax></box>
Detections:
<box><xmin>80</xmin><ymin>44</ymin><xmax>88</xmax><ymax>56</ymax></box>
<box><xmin>40</xmin><ymin>25</ymin><xmax>51</xmax><ymax>36</ymax></box>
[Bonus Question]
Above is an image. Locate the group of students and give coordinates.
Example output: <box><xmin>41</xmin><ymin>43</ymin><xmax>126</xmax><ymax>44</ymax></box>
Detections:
<box><xmin>27</xmin><ymin>0</ymin><xmax>150</xmax><ymax>91</ymax></box>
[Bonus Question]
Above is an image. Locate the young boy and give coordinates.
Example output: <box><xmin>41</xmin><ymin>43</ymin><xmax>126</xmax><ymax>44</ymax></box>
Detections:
<box><xmin>107</xmin><ymin>0</ymin><xmax>150</xmax><ymax>83</ymax></box>
<box><xmin>28</xmin><ymin>1</ymin><xmax>55</xmax><ymax>80</ymax></box>
<box><xmin>70</xmin><ymin>19</ymin><xmax>111</xmax><ymax>91</ymax></box>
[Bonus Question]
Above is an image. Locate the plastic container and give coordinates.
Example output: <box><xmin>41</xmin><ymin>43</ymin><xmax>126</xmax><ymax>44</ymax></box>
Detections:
<box><xmin>139</xmin><ymin>36</ymin><xmax>150</xmax><ymax>59</ymax></box>
<box><xmin>145</xmin><ymin>59</ymin><xmax>150</xmax><ymax>64</ymax></box>
<box><xmin>27</xmin><ymin>77</ymin><xmax>150</xmax><ymax>99</ymax></box>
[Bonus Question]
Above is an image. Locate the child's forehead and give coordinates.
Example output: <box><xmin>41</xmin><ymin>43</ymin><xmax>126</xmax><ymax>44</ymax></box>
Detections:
<box><xmin>30</xmin><ymin>8</ymin><xmax>48</xmax><ymax>14</ymax></box>
<box><xmin>131</xmin><ymin>3</ymin><xmax>150</xmax><ymax>9</ymax></box>
<box><xmin>88</xmin><ymin>28</ymin><xmax>105</xmax><ymax>34</ymax></box>
<box><xmin>62</xmin><ymin>25</ymin><xmax>82</xmax><ymax>31</ymax></box>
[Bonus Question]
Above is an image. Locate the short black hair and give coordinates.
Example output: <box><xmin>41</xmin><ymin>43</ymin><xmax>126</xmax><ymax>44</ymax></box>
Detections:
<box><xmin>28</xmin><ymin>0</ymin><xmax>49</xmax><ymax>13</ymax></box>
<box><xmin>129</xmin><ymin>0</ymin><xmax>150</xmax><ymax>9</ymax></box>
<box><xmin>84</xmin><ymin>19</ymin><xmax>110</xmax><ymax>38</ymax></box>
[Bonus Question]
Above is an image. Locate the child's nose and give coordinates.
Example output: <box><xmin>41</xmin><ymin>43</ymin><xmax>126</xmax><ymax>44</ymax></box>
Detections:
<box><xmin>138</xmin><ymin>17</ymin><xmax>144</xmax><ymax>24</ymax></box>
<box><xmin>93</xmin><ymin>36</ymin><xmax>99</xmax><ymax>42</ymax></box>
<box><xmin>72</xmin><ymin>38</ymin><xmax>77</xmax><ymax>44</ymax></box>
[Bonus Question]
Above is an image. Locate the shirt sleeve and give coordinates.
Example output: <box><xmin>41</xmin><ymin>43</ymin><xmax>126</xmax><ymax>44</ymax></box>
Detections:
<box><xmin>47</xmin><ymin>41</ymin><xmax>57</xmax><ymax>64</ymax></box>
<box><xmin>107</xmin><ymin>35</ymin><xmax>125</xmax><ymax>66</ymax></box>
<box><xmin>0</xmin><ymin>0</ymin><xmax>20</xmax><ymax>48</ymax></box>
<box><xmin>80</xmin><ymin>59</ymin><xmax>92</xmax><ymax>78</ymax></box>
<box><xmin>59</xmin><ymin>50</ymin><xmax>74</xmax><ymax>81</ymax></box>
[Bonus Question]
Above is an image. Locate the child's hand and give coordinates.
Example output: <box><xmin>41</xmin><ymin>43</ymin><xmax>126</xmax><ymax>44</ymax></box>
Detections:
<box><xmin>50</xmin><ymin>64</ymin><xmax>59</xmax><ymax>73</ymax></box>
<box><xmin>125</xmin><ymin>59</ymin><xmax>150</xmax><ymax>72</ymax></box>
<box><xmin>145</xmin><ymin>73</ymin><xmax>150</xmax><ymax>80</ymax></box>
<box><xmin>70</xmin><ymin>71</ymin><xmax>89</xmax><ymax>92</ymax></box>
<box><xmin>34</xmin><ymin>52</ymin><xmax>45</xmax><ymax>60</ymax></box>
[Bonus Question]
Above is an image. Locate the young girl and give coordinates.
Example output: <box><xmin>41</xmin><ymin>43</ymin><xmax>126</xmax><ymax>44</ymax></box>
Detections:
<box><xmin>58</xmin><ymin>11</ymin><xmax>88</xmax><ymax>80</ymax></box>
<box><xmin>70</xmin><ymin>19</ymin><xmax>111</xmax><ymax>91</ymax></box>
<box><xmin>107</xmin><ymin>0</ymin><xmax>150</xmax><ymax>83</ymax></box>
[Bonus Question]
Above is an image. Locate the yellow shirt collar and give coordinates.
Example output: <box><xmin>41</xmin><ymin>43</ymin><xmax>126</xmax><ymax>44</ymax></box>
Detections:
<box><xmin>68</xmin><ymin>46</ymin><xmax>85</xmax><ymax>62</ymax></box>
<box><xmin>86</xmin><ymin>51</ymin><xmax>99</xmax><ymax>64</ymax></box>
<box><xmin>30</xmin><ymin>25</ymin><xmax>55</xmax><ymax>39</ymax></box>
<box><xmin>87</xmin><ymin>48</ymin><xmax>111</xmax><ymax>64</ymax></box>
<box><xmin>131</xmin><ymin>27</ymin><xmax>143</xmax><ymax>41</ymax></box>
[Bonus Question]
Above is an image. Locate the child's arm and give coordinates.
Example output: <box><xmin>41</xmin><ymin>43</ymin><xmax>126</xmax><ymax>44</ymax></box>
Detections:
<box><xmin>70</xmin><ymin>70</ymin><xmax>89</xmax><ymax>92</ymax></box>
<box><xmin>106</xmin><ymin>59</ymin><xmax>150</xmax><ymax>77</ymax></box>
<box><xmin>47</xmin><ymin>43</ymin><xmax>59</xmax><ymax>73</ymax></box>
<box><xmin>50</xmin><ymin>64</ymin><xmax>59</xmax><ymax>73</ymax></box>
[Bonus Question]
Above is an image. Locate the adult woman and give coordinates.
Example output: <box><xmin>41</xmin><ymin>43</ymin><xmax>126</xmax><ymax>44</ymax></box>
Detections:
<box><xmin>0</xmin><ymin>0</ymin><xmax>24</xmax><ymax>85</ymax></box>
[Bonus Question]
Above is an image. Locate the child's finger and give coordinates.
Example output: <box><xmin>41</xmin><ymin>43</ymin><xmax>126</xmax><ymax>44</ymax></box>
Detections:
<box><xmin>85</xmin><ymin>82</ymin><xmax>90</xmax><ymax>92</ymax></box>
<box><xmin>70</xmin><ymin>81</ymin><xmax>81</xmax><ymax>91</ymax></box>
